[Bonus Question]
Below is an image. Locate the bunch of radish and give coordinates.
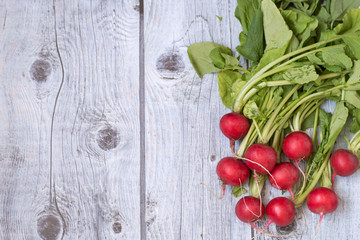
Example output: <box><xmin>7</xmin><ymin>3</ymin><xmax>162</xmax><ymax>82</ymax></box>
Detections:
<box><xmin>186</xmin><ymin>0</ymin><xmax>360</xmax><ymax>238</ymax></box>
<box><xmin>213</xmin><ymin>111</ymin><xmax>360</xmax><ymax>238</ymax></box>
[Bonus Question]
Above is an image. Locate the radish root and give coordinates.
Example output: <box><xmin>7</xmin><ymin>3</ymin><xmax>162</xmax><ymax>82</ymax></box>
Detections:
<box><xmin>249</xmin><ymin>221</ymin><xmax>294</xmax><ymax>239</ymax></box>
<box><xmin>331</xmin><ymin>172</ymin><xmax>342</xmax><ymax>199</ymax></box>
<box><xmin>312</xmin><ymin>213</ymin><xmax>323</xmax><ymax>240</ymax></box>
<box><xmin>288</xmin><ymin>188</ymin><xmax>295</xmax><ymax>202</ymax></box>
<box><xmin>295</xmin><ymin>159</ymin><xmax>306</xmax><ymax>195</ymax></box>
<box><xmin>241</xmin><ymin>193</ymin><xmax>262</xmax><ymax>218</ymax></box>
<box><xmin>230</xmin><ymin>139</ymin><xmax>236</xmax><ymax>156</ymax></box>
<box><xmin>232</xmin><ymin>154</ymin><xmax>280</xmax><ymax>190</ymax></box>
<box><xmin>200</xmin><ymin>182</ymin><xmax>225</xmax><ymax>200</ymax></box>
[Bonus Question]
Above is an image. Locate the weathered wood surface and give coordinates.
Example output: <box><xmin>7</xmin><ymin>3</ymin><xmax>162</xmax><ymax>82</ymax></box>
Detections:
<box><xmin>1</xmin><ymin>0</ymin><xmax>360</xmax><ymax>240</ymax></box>
<box><xmin>0</xmin><ymin>0</ymin><xmax>141</xmax><ymax>239</ymax></box>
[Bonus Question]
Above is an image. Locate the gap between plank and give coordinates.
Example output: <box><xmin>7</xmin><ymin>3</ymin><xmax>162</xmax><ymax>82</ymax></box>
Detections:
<box><xmin>139</xmin><ymin>0</ymin><xmax>146</xmax><ymax>239</ymax></box>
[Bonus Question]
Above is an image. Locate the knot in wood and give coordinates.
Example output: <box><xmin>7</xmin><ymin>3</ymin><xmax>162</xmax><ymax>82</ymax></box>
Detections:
<box><xmin>112</xmin><ymin>222</ymin><xmax>122</xmax><ymax>233</ymax></box>
<box><xmin>96</xmin><ymin>125</ymin><xmax>119</xmax><ymax>151</ymax></box>
<box><xmin>37</xmin><ymin>214</ymin><xmax>61</xmax><ymax>240</ymax></box>
<box><xmin>276</xmin><ymin>219</ymin><xmax>297</xmax><ymax>234</ymax></box>
<box><xmin>156</xmin><ymin>51</ymin><xmax>185</xmax><ymax>79</ymax></box>
<box><xmin>30</xmin><ymin>59</ymin><xmax>52</xmax><ymax>82</ymax></box>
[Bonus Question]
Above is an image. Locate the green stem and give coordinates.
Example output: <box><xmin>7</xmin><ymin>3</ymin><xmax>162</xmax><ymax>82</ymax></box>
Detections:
<box><xmin>312</xmin><ymin>107</ymin><xmax>319</xmax><ymax>146</ymax></box>
<box><xmin>294</xmin><ymin>150</ymin><xmax>332</xmax><ymax>207</ymax></box>
<box><xmin>262</xmin><ymin>86</ymin><xmax>300</xmax><ymax>140</ymax></box>
<box><xmin>249</xmin><ymin>174</ymin><xmax>267</xmax><ymax>198</ymax></box>
<box><xmin>233</xmin><ymin>37</ymin><xmax>342</xmax><ymax>112</ymax></box>
<box><xmin>243</xmin><ymin>70</ymin><xmax>349</xmax><ymax>103</ymax></box>
<box><xmin>253</xmin><ymin>120</ymin><xmax>264</xmax><ymax>143</ymax></box>
<box><xmin>265</xmin><ymin>86</ymin><xmax>342</xmax><ymax>142</ymax></box>
<box><xmin>277</xmin><ymin>45</ymin><xmax>344</xmax><ymax>70</ymax></box>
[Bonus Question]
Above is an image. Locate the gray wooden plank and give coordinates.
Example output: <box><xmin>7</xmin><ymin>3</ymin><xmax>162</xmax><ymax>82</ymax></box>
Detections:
<box><xmin>144</xmin><ymin>0</ymin><xmax>251</xmax><ymax>239</ymax></box>
<box><xmin>0</xmin><ymin>1</ymin><xmax>64</xmax><ymax>239</ymax></box>
<box><xmin>0</xmin><ymin>0</ymin><xmax>141</xmax><ymax>239</ymax></box>
<box><xmin>50</xmin><ymin>0</ymin><xmax>141</xmax><ymax>239</ymax></box>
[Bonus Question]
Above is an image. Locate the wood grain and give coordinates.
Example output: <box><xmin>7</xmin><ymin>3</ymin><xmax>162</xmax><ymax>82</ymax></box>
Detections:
<box><xmin>144</xmin><ymin>0</ymin><xmax>251</xmax><ymax>239</ymax></box>
<box><xmin>1</xmin><ymin>0</ymin><xmax>360</xmax><ymax>240</ymax></box>
<box><xmin>50</xmin><ymin>0</ymin><xmax>141</xmax><ymax>239</ymax></box>
<box><xmin>0</xmin><ymin>1</ymin><xmax>64</xmax><ymax>239</ymax></box>
<box><xmin>0</xmin><ymin>0</ymin><xmax>141</xmax><ymax>239</ymax></box>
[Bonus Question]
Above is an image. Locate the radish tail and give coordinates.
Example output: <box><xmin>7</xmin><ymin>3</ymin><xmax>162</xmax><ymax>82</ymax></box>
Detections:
<box><xmin>200</xmin><ymin>182</ymin><xmax>225</xmax><ymax>200</ymax></box>
<box><xmin>312</xmin><ymin>213</ymin><xmax>323</xmax><ymax>240</ymax></box>
<box><xmin>331</xmin><ymin>172</ymin><xmax>342</xmax><ymax>199</ymax></box>
<box><xmin>295</xmin><ymin>160</ymin><xmax>306</xmax><ymax>194</ymax></box>
<box><xmin>288</xmin><ymin>188</ymin><xmax>295</xmax><ymax>202</ymax></box>
<box><xmin>241</xmin><ymin>193</ymin><xmax>261</xmax><ymax>219</ymax></box>
<box><xmin>230</xmin><ymin>139</ymin><xmax>236</xmax><ymax>156</ymax></box>
<box><xmin>232</xmin><ymin>154</ymin><xmax>281</xmax><ymax>190</ymax></box>
<box><xmin>263</xmin><ymin>219</ymin><xmax>273</xmax><ymax>230</ymax></box>
<box><xmin>250</xmin><ymin>222</ymin><xmax>267</xmax><ymax>234</ymax></box>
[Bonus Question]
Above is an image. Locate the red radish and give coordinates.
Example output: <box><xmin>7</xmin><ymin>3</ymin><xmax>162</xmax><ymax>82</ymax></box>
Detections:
<box><xmin>282</xmin><ymin>131</ymin><xmax>313</xmax><ymax>161</ymax></box>
<box><xmin>214</xmin><ymin>157</ymin><xmax>250</xmax><ymax>199</ymax></box>
<box><xmin>307</xmin><ymin>187</ymin><xmax>338</xmax><ymax>238</ymax></box>
<box><xmin>265</xmin><ymin>197</ymin><xmax>295</xmax><ymax>227</ymax></box>
<box><xmin>269</xmin><ymin>162</ymin><xmax>299</xmax><ymax>201</ymax></box>
<box><xmin>282</xmin><ymin>131</ymin><xmax>313</xmax><ymax>193</ymax></box>
<box><xmin>220</xmin><ymin>112</ymin><xmax>250</xmax><ymax>154</ymax></box>
<box><xmin>330</xmin><ymin>149</ymin><xmax>359</xmax><ymax>191</ymax></box>
<box><xmin>244</xmin><ymin>143</ymin><xmax>277</xmax><ymax>175</ymax></box>
<box><xmin>235</xmin><ymin>196</ymin><xmax>265</xmax><ymax>231</ymax></box>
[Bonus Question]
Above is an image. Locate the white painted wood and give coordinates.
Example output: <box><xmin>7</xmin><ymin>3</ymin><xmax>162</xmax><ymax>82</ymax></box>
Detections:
<box><xmin>51</xmin><ymin>0</ymin><xmax>141</xmax><ymax>239</ymax></box>
<box><xmin>0</xmin><ymin>1</ymin><xmax>64</xmax><ymax>239</ymax></box>
<box><xmin>144</xmin><ymin>0</ymin><xmax>251</xmax><ymax>239</ymax></box>
<box><xmin>1</xmin><ymin>0</ymin><xmax>360</xmax><ymax>239</ymax></box>
<box><xmin>0</xmin><ymin>0</ymin><xmax>141</xmax><ymax>239</ymax></box>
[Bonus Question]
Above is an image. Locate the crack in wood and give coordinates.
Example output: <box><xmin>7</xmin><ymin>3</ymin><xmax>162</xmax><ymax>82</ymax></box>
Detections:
<box><xmin>50</xmin><ymin>1</ymin><xmax>66</xmax><ymax>239</ymax></box>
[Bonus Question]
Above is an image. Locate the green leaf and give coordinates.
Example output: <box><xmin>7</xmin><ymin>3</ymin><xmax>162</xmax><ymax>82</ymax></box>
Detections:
<box><xmin>293</xmin><ymin>0</ymin><xmax>321</xmax><ymax>16</ymax></box>
<box><xmin>209</xmin><ymin>48</ymin><xmax>226</xmax><ymax>69</ymax></box>
<box><xmin>329</xmin><ymin>0</ymin><xmax>360</xmax><ymax>22</ymax></box>
<box><xmin>346</xmin><ymin>60</ymin><xmax>360</xmax><ymax>90</ymax></box>
<box><xmin>319</xmin><ymin>109</ymin><xmax>332</xmax><ymax>129</ymax></box>
<box><xmin>348</xmin><ymin>61</ymin><xmax>360</xmax><ymax>81</ymax></box>
<box><xmin>235</xmin><ymin>0</ymin><xmax>261</xmax><ymax>34</ymax></box>
<box><xmin>307</xmin><ymin>53</ymin><xmax>323</xmax><ymax>65</ymax></box>
<box><xmin>343</xmin><ymin>33</ymin><xmax>360</xmax><ymax>60</ymax></box>
<box><xmin>188</xmin><ymin>42</ymin><xmax>230</xmax><ymax>78</ymax></box>
<box><xmin>232</xmin><ymin>186</ymin><xmax>248</xmax><ymax>198</ymax></box>
<box><xmin>350</xmin><ymin>108</ymin><xmax>360</xmax><ymax>132</ymax></box>
<box><xmin>274</xmin><ymin>87</ymin><xmax>284</xmax><ymax>106</ymax></box>
<box><xmin>322</xmin><ymin>45</ymin><xmax>353</xmax><ymax>70</ymax></box>
<box><xmin>282</xmin><ymin>64</ymin><xmax>319</xmax><ymax>84</ymax></box>
<box><xmin>344</xmin><ymin>91</ymin><xmax>360</xmax><ymax>109</ymax></box>
<box><xmin>281</xmin><ymin>10</ymin><xmax>318</xmax><ymax>47</ymax></box>
<box><xmin>221</xmin><ymin>53</ymin><xmax>241</xmax><ymax>68</ymax></box>
<box><xmin>217</xmin><ymin>70</ymin><xmax>244</xmax><ymax>109</ymax></box>
<box><xmin>255</xmin><ymin>0</ymin><xmax>293</xmax><ymax>71</ymax></box>
<box><xmin>237</xmin><ymin>9</ymin><xmax>264</xmax><ymax>63</ymax></box>
<box><xmin>316</xmin><ymin>6</ymin><xmax>331</xmax><ymax>24</ymax></box>
<box><xmin>262</xmin><ymin>0</ymin><xmax>293</xmax><ymax>51</ymax></box>
<box><xmin>216</xmin><ymin>15</ymin><xmax>223</xmax><ymax>22</ymax></box>
<box><xmin>324</xmin><ymin>101</ymin><xmax>349</xmax><ymax>152</ymax></box>
<box><xmin>209</xmin><ymin>46</ymin><xmax>233</xmax><ymax>69</ymax></box>
<box><xmin>302</xmin><ymin>111</ymin><xmax>316</xmax><ymax>130</ymax></box>
<box><xmin>333</xmin><ymin>8</ymin><xmax>360</xmax><ymax>34</ymax></box>
<box><xmin>243</xmin><ymin>100</ymin><xmax>265</xmax><ymax>120</ymax></box>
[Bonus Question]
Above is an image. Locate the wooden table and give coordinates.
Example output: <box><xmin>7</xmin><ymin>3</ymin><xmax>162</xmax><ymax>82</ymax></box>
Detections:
<box><xmin>1</xmin><ymin>1</ymin><xmax>359</xmax><ymax>239</ymax></box>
